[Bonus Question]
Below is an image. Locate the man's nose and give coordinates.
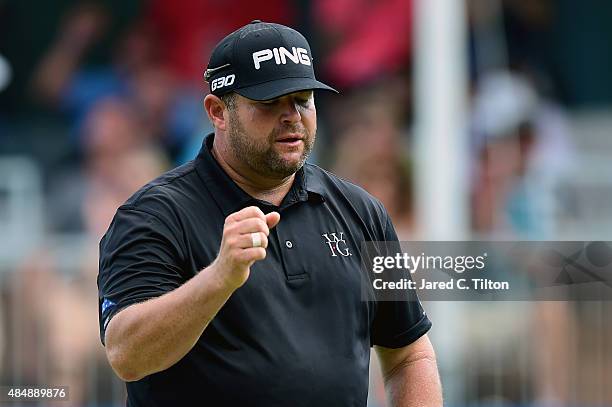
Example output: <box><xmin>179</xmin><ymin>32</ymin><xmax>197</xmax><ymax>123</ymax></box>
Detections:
<box><xmin>280</xmin><ymin>99</ymin><xmax>301</xmax><ymax>124</ymax></box>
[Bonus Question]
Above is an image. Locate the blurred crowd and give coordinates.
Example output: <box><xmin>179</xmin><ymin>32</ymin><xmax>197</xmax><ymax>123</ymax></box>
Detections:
<box><xmin>1</xmin><ymin>0</ymin><xmax>612</xmax><ymax>406</ymax></box>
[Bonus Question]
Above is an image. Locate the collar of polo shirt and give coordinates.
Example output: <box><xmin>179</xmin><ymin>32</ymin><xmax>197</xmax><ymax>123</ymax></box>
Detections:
<box><xmin>195</xmin><ymin>133</ymin><xmax>326</xmax><ymax>215</ymax></box>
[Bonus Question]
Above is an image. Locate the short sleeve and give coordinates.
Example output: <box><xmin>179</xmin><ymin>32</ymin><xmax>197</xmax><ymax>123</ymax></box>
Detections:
<box><xmin>97</xmin><ymin>207</ymin><xmax>186</xmax><ymax>345</ymax></box>
<box><xmin>370</xmin><ymin>212</ymin><xmax>432</xmax><ymax>348</ymax></box>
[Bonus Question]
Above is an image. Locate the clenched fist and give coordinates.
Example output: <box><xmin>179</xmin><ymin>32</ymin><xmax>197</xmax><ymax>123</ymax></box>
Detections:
<box><xmin>210</xmin><ymin>206</ymin><xmax>280</xmax><ymax>289</ymax></box>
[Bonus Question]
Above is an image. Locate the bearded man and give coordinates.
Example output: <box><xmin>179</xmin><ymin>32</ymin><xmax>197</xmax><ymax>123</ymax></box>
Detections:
<box><xmin>98</xmin><ymin>20</ymin><xmax>441</xmax><ymax>407</ymax></box>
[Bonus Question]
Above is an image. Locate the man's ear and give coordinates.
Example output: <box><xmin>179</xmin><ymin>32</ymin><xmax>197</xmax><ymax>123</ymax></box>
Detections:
<box><xmin>204</xmin><ymin>94</ymin><xmax>227</xmax><ymax>131</ymax></box>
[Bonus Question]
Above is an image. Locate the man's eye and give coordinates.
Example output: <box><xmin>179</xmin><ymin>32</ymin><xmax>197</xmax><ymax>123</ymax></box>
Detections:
<box><xmin>296</xmin><ymin>99</ymin><xmax>310</xmax><ymax>106</ymax></box>
<box><xmin>260</xmin><ymin>100</ymin><xmax>279</xmax><ymax>106</ymax></box>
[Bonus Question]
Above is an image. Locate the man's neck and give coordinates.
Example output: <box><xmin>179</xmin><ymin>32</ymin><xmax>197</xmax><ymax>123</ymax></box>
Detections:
<box><xmin>211</xmin><ymin>142</ymin><xmax>295</xmax><ymax>207</ymax></box>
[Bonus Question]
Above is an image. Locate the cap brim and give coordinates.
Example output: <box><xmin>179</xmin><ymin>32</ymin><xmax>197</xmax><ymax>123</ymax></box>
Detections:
<box><xmin>234</xmin><ymin>77</ymin><xmax>338</xmax><ymax>101</ymax></box>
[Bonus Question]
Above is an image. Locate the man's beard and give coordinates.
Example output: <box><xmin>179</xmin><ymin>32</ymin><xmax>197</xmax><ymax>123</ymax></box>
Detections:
<box><xmin>226</xmin><ymin>111</ymin><xmax>315</xmax><ymax>178</ymax></box>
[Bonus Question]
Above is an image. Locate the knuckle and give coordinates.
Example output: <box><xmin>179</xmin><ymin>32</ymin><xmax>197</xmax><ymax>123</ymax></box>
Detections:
<box><xmin>242</xmin><ymin>218</ymin><xmax>257</xmax><ymax>232</ymax></box>
<box><xmin>238</xmin><ymin>250</ymin><xmax>251</xmax><ymax>263</ymax></box>
<box><xmin>257</xmin><ymin>219</ymin><xmax>269</xmax><ymax>233</ymax></box>
<box><xmin>247</xmin><ymin>206</ymin><xmax>260</xmax><ymax>216</ymax></box>
<box><xmin>242</xmin><ymin>220</ymin><xmax>256</xmax><ymax>233</ymax></box>
<box><xmin>233</xmin><ymin>249</ymin><xmax>245</xmax><ymax>261</ymax></box>
<box><xmin>223</xmin><ymin>223</ymin><xmax>235</xmax><ymax>235</ymax></box>
<box><xmin>255</xmin><ymin>207</ymin><xmax>266</xmax><ymax>219</ymax></box>
<box><xmin>258</xmin><ymin>248</ymin><xmax>267</xmax><ymax>259</ymax></box>
<box><xmin>226</xmin><ymin>237</ymin><xmax>237</xmax><ymax>247</ymax></box>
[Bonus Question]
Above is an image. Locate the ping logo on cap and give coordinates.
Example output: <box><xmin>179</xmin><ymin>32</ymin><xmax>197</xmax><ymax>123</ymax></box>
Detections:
<box><xmin>205</xmin><ymin>21</ymin><xmax>337</xmax><ymax>99</ymax></box>
<box><xmin>252</xmin><ymin>47</ymin><xmax>312</xmax><ymax>70</ymax></box>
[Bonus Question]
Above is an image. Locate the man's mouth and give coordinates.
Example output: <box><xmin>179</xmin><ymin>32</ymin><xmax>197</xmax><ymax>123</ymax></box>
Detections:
<box><xmin>275</xmin><ymin>134</ymin><xmax>304</xmax><ymax>145</ymax></box>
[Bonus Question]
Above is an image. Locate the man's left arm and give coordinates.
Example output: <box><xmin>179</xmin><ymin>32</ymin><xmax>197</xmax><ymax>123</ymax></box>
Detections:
<box><xmin>375</xmin><ymin>334</ymin><xmax>442</xmax><ymax>407</ymax></box>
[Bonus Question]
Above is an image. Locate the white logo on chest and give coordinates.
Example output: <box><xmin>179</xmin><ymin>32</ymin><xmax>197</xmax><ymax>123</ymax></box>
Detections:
<box><xmin>322</xmin><ymin>232</ymin><xmax>351</xmax><ymax>257</ymax></box>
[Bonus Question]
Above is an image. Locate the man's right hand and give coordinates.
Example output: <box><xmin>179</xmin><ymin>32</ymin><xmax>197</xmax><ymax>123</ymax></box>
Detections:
<box><xmin>104</xmin><ymin>206</ymin><xmax>280</xmax><ymax>381</ymax></box>
<box><xmin>211</xmin><ymin>206</ymin><xmax>281</xmax><ymax>289</ymax></box>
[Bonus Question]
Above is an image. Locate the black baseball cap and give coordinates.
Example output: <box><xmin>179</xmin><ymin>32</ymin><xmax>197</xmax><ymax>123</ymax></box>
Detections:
<box><xmin>204</xmin><ymin>20</ymin><xmax>337</xmax><ymax>101</ymax></box>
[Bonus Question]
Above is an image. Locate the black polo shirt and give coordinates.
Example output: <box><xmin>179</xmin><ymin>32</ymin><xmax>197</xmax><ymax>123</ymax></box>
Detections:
<box><xmin>98</xmin><ymin>133</ymin><xmax>431</xmax><ymax>407</ymax></box>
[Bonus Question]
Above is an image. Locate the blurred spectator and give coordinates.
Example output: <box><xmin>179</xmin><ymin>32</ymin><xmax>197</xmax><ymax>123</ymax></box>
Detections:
<box><xmin>143</xmin><ymin>0</ymin><xmax>294</xmax><ymax>85</ymax></box>
<box><xmin>83</xmin><ymin>112</ymin><xmax>169</xmax><ymax>240</ymax></box>
<box><xmin>468</xmin><ymin>0</ymin><xmax>612</xmax><ymax>106</ymax></box>
<box><xmin>30</xmin><ymin>3</ymin><xmax>111</xmax><ymax>108</ymax></box>
<box><xmin>5</xmin><ymin>252</ymin><xmax>53</xmax><ymax>386</ymax></box>
<box><xmin>331</xmin><ymin>81</ymin><xmax>415</xmax><ymax>239</ymax></box>
<box><xmin>5</xmin><ymin>248</ymin><xmax>119</xmax><ymax>406</ymax></box>
<box><xmin>468</xmin><ymin>69</ymin><xmax>591</xmax><ymax>407</ymax></box>
<box><xmin>83</xmin><ymin>145</ymin><xmax>166</xmax><ymax>239</ymax></box>
<box><xmin>532</xmin><ymin>300</ymin><xmax>612</xmax><ymax>405</ymax></box>
<box><xmin>29</xmin><ymin>3</ymin><xmax>199</xmax><ymax>160</ymax></box>
<box><xmin>46</xmin><ymin>96</ymin><xmax>168</xmax><ymax>234</ymax></box>
<box><xmin>471</xmin><ymin>70</ymin><xmax>573</xmax><ymax>238</ymax></box>
<box><xmin>313</xmin><ymin>0</ymin><xmax>413</xmax><ymax>90</ymax></box>
<box><xmin>531</xmin><ymin>301</ymin><xmax>576</xmax><ymax>405</ymax></box>
<box><xmin>6</xmin><ymin>250</ymin><xmax>105</xmax><ymax>405</ymax></box>
<box><xmin>5</xmin><ymin>97</ymin><xmax>168</xmax><ymax>404</ymax></box>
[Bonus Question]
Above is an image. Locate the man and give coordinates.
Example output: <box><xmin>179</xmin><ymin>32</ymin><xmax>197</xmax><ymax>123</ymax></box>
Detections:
<box><xmin>98</xmin><ymin>20</ymin><xmax>442</xmax><ymax>406</ymax></box>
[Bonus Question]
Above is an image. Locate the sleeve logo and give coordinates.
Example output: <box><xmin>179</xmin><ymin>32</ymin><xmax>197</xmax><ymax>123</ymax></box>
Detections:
<box><xmin>101</xmin><ymin>298</ymin><xmax>116</xmax><ymax>315</ymax></box>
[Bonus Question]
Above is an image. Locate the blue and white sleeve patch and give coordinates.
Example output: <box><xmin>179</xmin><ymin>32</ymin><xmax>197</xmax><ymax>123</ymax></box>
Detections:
<box><xmin>102</xmin><ymin>298</ymin><xmax>116</xmax><ymax>314</ymax></box>
<box><xmin>101</xmin><ymin>298</ymin><xmax>117</xmax><ymax>330</ymax></box>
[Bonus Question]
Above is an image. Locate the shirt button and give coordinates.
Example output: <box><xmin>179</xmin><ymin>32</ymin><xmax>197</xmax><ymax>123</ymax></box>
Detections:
<box><xmin>285</xmin><ymin>240</ymin><xmax>293</xmax><ymax>249</ymax></box>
